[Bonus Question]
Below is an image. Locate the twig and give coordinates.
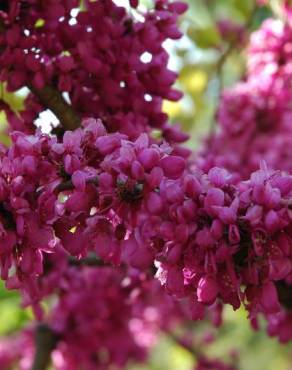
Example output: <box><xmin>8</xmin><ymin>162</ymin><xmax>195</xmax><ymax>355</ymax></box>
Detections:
<box><xmin>31</xmin><ymin>323</ymin><xmax>56</xmax><ymax>370</ymax></box>
<box><xmin>28</xmin><ymin>84</ymin><xmax>81</xmax><ymax>131</ymax></box>
<box><xmin>56</xmin><ymin>176</ymin><xmax>99</xmax><ymax>192</ymax></box>
<box><xmin>216</xmin><ymin>4</ymin><xmax>257</xmax><ymax>89</ymax></box>
<box><xmin>167</xmin><ymin>330</ymin><xmax>201</xmax><ymax>358</ymax></box>
<box><xmin>68</xmin><ymin>255</ymin><xmax>108</xmax><ymax>267</ymax></box>
<box><xmin>208</xmin><ymin>4</ymin><xmax>258</xmax><ymax>136</ymax></box>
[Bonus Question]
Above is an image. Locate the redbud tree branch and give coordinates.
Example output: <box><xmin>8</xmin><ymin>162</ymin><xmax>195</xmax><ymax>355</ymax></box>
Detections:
<box><xmin>167</xmin><ymin>330</ymin><xmax>202</xmax><ymax>359</ymax></box>
<box><xmin>216</xmin><ymin>4</ymin><xmax>257</xmax><ymax>89</ymax></box>
<box><xmin>28</xmin><ymin>84</ymin><xmax>81</xmax><ymax>131</ymax></box>
<box><xmin>68</xmin><ymin>255</ymin><xmax>107</xmax><ymax>267</ymax></box>
<box><xmin>207</xmin><ymin>4</ymin><xmax>258</xmax><ymax>137</ymax></box>
<box><xmin>56</xmin><ymin>176</ymin><xmax>99</xmax><ymax>192</ymax></box>
<box><xmin>31</xmin><ymin>323</ymin><xmax>57</xmax><ymax>370</ymax></box>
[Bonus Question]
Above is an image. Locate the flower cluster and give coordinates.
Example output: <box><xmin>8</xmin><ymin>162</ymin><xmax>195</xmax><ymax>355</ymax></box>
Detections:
<box><xmin>248</xmin><ymin>18</ymin><xmax>292</xmax><ymax>85</ymax></box>
<box><xmin>149</xmin><ymin>165</ymin><xmax>292</xmax><ymax>325</ymax></box>
<box><xmin>47</xmin><ymin>267</ymin><xmax>183</xmax><ymax>370</ymax></box>
<box><xmin>0</xmin><ymin>267</ymin><xmax>185</xmax><ymax>370</ymax></box>
<box><xmin>199</xmin><ymin>17</ymin><xmax>292</xmax><ymax>180</ymax></box>
<box><xmin>0</xmin><ymin>0</ymin><xmax>188</xmax><ymax>142</ymax></box>
<box><xmin>1</xmin><ymin>118</ymin><xmax>292</xmax><ymax>341</ymax></box>
<box><xmin>0</xmin><ymin>116</ymin><xmax>190</xmax><ymax>314</ymax></box>
<box><xmin>1</xmin><ymin>2</ymin><xmax>292</xmax><ymax>369</ymax></box>
<box><xmin>196</xmin><ymin>9</ymin><xmax>292</xmax><ymax>340</ymax></box>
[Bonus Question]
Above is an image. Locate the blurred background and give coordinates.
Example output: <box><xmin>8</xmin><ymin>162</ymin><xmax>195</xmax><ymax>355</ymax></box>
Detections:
<box><xmin>1</xmin><ymin>0</ymin><xmax>292</xmax><ymax>369</ymax></box>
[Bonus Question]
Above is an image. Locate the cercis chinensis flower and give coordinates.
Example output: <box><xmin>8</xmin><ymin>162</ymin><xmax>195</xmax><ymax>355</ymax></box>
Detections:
<box><xmin>0</xmin><ymin>0</ymin><xmax>292</xmax><ymax>369</ymax></box>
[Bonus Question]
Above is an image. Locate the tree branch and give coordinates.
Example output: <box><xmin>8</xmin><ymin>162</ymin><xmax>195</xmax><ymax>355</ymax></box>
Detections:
<box><xmin>56</xmin><ymin>176</ymin><xmax>99</xmax><ymax>192</ymax></box>
<box><xmin>28</xmin><ymin>84</ymin><xmax>81</xmax><ymax>131</ymax></box>
<box><xmin>167</xmin><ymin>330</ymin><xmax>201</xmax><ymax>358</ymax></box>
<box><xmin>207</xmin><ymin>4</ymin><xmax>258</xmax><ymax>137</ymax></box>
<box><xmin>31</xmin><ymin>323</ymin><xmax>56</xmax><ymax>370</ymax></box>
<box><xmin>68</xmin><ymin>255</ymin><xmax>108</xmax><ymax>267</ymax></box>
<box><xmin>216</xmin><ymin>4</ymin><xmax>257</xmax><ymax>89</ymax></box>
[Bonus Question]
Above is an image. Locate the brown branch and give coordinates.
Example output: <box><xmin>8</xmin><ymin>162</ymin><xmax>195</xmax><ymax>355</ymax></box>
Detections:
<box><xmin>167</xmin><ymin>330</ymin><xmax>201</xmax><ymax>358</ymax></box>
<box><xmin>68</xmin><ymin>255</ymin><xmax>108</xmax><ymax>267</ymax></box>
<box><xmin>56</xmin><ymin>176</ymin><xmax>99</xmax><ymax>192</ymax></box>
<box><xmin>0</xmin><ymin>18</ymin><xmax>5</xmax><ymax>33</ymax></box>
<box><xmin>31</xmin><ymin>323</ymin><xmax>57</xmax><ymax>370</ymax></box>
<box><xmin>27</xmin><ymin>84</ymin><xmax>81</xmax><ymax>131</ymax></box>
<box><xmin>216</xmin><ymin>4</ymin><xmax>257</xmax><ymax>89</ymax></box>
<box><xmin>207</xmin><ymin>4</ymin><xmax>258</xmax><ymax>137</ymax></box>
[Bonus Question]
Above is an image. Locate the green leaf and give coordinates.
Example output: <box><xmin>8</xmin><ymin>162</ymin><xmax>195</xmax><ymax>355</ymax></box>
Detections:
<box><xmin>188</xmin><ymin>25</ymin><xmax>221</xmax><ymax>49</ymax></box>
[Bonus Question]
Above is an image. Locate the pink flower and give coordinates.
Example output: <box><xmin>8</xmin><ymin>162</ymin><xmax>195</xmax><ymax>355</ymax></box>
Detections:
<box><xmin>260</xmin><ymin>281</ymin><xmax>281</xmax><ymax>314</ymax></box>
<box><xmin>160</xmin><ymin>156</ymin><xmax>185</xmax><ymax>179</ymax></box>
<box><xmin>197</xmin><ymin>276</ymin><xmax>219</xmax><ymax>304</ymax></box>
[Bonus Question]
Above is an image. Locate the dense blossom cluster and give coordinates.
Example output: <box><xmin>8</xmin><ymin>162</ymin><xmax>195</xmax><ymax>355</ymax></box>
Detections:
<box><xmin>1</xmin><ymin>0</ymin><xmax>292</xmax><ymax>369</ymax></box>
<box><xmin>199</xmin><ymin>80</ymin><xmax>292</xmax><ymax>178</ymax></box>
<box><xmin>0</xmin><ymin>267</ymin><xmax>184</xmax><ymax>370</ymax></box>
<box><xmin>0</xmin><ymin>117</ymin><xmax>191</xmax><ymax>313</ymax></box>
<box><xmin>199</xmin><ymin>18</ymin><xmax>292</xmax><ymax>179</ymax></box>
<box><xmin>196</xmin><ymin>11</ymin><xmax>292</xmax><ymax>342</ymax></box>
<box><xmin>47</xmin><ymin>267</ymin><xmax>181</xmax><ymax>370</ymax></box>
<box><xmin>2</xmin><ymin>113</ymin><xmax>292</xmax><ymax>333</ymax></box>
<box><xmin>0</xmin><ymin>0</ymin><xmax>188</xmax><ymax>143</ymax></box>
<box><xmin>154</xmin><ymin>165</ymin><xmax>292</xmax><ymax>324</ymax></box>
